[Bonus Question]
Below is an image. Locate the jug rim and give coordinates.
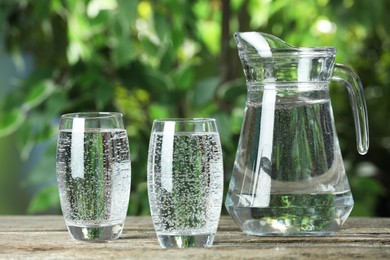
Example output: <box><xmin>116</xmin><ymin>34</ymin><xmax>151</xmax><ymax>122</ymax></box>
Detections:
<box><xmin>234</xmin><ymin>31</ymin><xmax>336</xmax><ymax>57</ymax></box>
<box><xmin>236</xmin><ymin>46</ymin><xmax>337</xmax><ymax>57</ymax></box>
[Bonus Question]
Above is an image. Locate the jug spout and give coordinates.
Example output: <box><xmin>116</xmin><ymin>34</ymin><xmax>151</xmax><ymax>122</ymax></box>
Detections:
<box><xmin>234</xmin><ymin>32</ymin><xmax>294</xmax><ymax>56</ymax></box>
<box><xmin>234</xmin><ymin>32</ymin><xmax>336</xmax><ymax>83</ymax></box>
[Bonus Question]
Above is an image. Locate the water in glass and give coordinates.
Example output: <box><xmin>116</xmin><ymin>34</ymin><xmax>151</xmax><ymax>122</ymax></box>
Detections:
<box><xmin>148</xmin><ymin>119</ymin><xmax>223</xmax><ymax>248</ymax></box>
<box><xmin>57</xmin><ymin>113</ymin><xmax>131</xmax><ymax>242</ymax></box>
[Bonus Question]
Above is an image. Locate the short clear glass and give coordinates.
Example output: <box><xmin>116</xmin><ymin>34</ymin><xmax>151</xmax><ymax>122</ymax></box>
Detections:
<box><xmin>147</xmin><ymin>118</ymin><xmax>224</xmax><ymax>248</ymax></box>
<box><xmin>56</xmin><ymin>112</ymin><xmax>131</xmax><ymax>242</ymax></box>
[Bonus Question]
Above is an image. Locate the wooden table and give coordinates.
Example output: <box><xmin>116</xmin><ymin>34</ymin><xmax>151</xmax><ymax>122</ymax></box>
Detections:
<box><xmin>0</xmin><ymin>216</ymin><xmax>389</xmax><ymax>259</ymax></box>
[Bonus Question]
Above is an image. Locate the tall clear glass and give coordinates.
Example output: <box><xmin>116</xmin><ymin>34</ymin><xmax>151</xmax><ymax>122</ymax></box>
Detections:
<box><xmin>147</xmin><ymin>118</ymin><xmax>224</xmax><ymax>248</ymax></box>
<box><xmin>56</xmin><ymin>112</ymin><xmax>131</xmax><ymax>242</ymax></box>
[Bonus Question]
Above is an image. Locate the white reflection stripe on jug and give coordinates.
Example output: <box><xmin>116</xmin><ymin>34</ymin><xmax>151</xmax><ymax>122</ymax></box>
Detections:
<box><xmin>161</xmin><ymin>121</ymin><xmax>175</xmax><ymax>193</ymax></box>
<box><xmin>298</xmin><ymin>57</ymin><xmax>311</xmax><ymax>82</ymax></box>
<box><xmin>71</xmin><ymin>117</ymin><xmax>85</xmax><ymax>179</ymax></box>
<box><xmin>239</xmin><ymin>32</ymin><xmax>274</xmax><ymax>208</ymax></box>
<box><xmin>251</xmin><ymin>82</ymin><xmax>274</xmax><ymax>207</ymax></box>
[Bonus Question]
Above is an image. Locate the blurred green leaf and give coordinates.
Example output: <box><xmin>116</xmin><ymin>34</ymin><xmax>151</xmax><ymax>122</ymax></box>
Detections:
<box><xmin>149</xmin><ymin>104</ymin><xmax>170</xmax><ymax>120</ymax></box>
<box><xmin>22</xmin><ymin>80</ymin><xmax>54</xmax><ymax>111</ymax></box>
<box><xmin>154</xmin><ymin>12</ymin><xmax>170</xmax><ymax>41</ymax></box>
<box><xmin>351</xmin><ymin>176</ymin><xmax>385</xmax><ymax>216</ymax></box>
<box><xmin>192</xmin><ymin>77</ymin><xmax>219</xmax><ymax>107</ymax></box>
<box><xmin>23</xmin><ymin>140</ymin><xmax>57</xmax><ymax>187</ymax></box>
<box><xmin>112</xmin><ymin>37</ymin><xmax>137</xmax><ymax>68</ymax></box>
<box><xmin>16</xmin><ymin>123</ymin><xmax>34</xmax><ymax>161</ymax></box>
<box><xmin>248</xmin><ymin>0</ymin><xmax>271</xmax><ymax>28</ymax></box>
<box><xmin>27</xmin><ymin>185</ymin><xmax>59</xmax><ymax>214</ymax></box>
<box><xmin>117</xmin><ymin>0</ymin><xmax>138</xmax><ymax>32</ymax></box>
<box><xmin>33</xmin><ymin>0</ymin><xmax>52</xmax><ymax>20</ymax></box>
<box><xmin>44</xmin><ymin>89</ymin><xmax>68</xmax><ymax>118</ymax></box>
<box><xmin>217</xmin><ymin>79</ymin><xmax>246</xmax><ymax>102</ymax></box>
<box><xmin>173</xmin><ymin>64</ymin><xmax>195</xmax><ymax>90</ymax></box>
<box><xmin>213</xmin><ymin>112</ymin><xmax>232</xmax><ymax>148</ymax></box>
<box><xmin>171</xmin><ymin>27</ymin><xmax>185</xmax><ymax>50</ymax></box>
<box><xmin>159</xmin><ymin>47</ymin><xmax>175</xmax><ymax>73</ymax></box>
<box><xmin>95</xmin><ymin>83</ymin><xmax>115</xmax><ymax>110</ymax></box>
<box><xmin>0</xmin><ymin>109</ymin><xmax>26</xmax><ymax>138</ymax></box>
<box><xmin>50</xmin><ymin>0</ymin><xmax>63</xmax><ymax>13</ymax></box>
<box><xmin>197</xmin><ymin>20</ymin><xmax>220</xmax><ymax>55</ymax></box>
<box><xmin>193</xmin><ymin>0</ymin><xmax>212</xmax><ymax>19</ymax></box>
<box><xmin>145</xmin><ymin>68</ymin><xmax>174</xmax><ymax>91</ymax></box>
<box><xmin>115</xmin><ymin>85</ymin><xmax>150</xmax><ymax>129</ymax></box>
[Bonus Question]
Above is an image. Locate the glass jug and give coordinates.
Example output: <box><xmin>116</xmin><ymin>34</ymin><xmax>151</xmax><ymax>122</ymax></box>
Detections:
<box><xmin>225</xmin><ymin>32</ymin><xmax>369</xmax><ymax>236</ymax></box>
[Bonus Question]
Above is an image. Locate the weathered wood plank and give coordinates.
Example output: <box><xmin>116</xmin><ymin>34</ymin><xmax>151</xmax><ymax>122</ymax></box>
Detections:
<box><xmin>0</xmin><ymin>216</ymin><xmax>389</xmax><ymax>259</ymax></box>
<box><xmin>0</xmin><ymin>215</ymin><xmax>154</xmax><ymax>231</ymax></box>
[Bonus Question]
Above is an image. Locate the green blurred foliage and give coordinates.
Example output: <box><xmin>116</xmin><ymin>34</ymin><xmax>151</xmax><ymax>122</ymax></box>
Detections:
<box><xmin>0</xmin><ymin>0</ymin><xmax>389</xmax><ymax>216</ymax></box>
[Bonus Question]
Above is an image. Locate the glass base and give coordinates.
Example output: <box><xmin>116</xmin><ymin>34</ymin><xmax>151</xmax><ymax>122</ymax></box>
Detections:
<box><xmin>66</xmin><ymin>223</ymin><xmax>124</xmax><ymax>242</ymax></box>
<box><xmin>240</xmin><ymin>219</ymin><xmax>339</xmax><ymax>236</ymax></box>
<box><xmin>157</xmin><ymin>233</ymin><xmax>215</xmax><ymax>248</ymax></box>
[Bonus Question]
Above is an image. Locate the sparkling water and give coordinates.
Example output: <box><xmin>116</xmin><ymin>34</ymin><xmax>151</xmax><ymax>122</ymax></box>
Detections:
<box><xmin>56</xmin><ymin>129</ymin><xmax>131</xmax><ymax>241</ymax></box>
<box><xmin>148</xmin><ymin>132</ymin><xmax>223</xmax><ymax>247</ymax></box>
<box><xmin>226</xmin><ymin>91</ymin><xmax>354</xmax><ymax>236</ymax></box>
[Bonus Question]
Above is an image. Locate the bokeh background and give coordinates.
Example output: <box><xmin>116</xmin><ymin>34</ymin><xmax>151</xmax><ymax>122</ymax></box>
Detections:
<box><xmin>0</xmin><ymin>0</ymin><xmax>389</xmax><ymax>216</ymax></box>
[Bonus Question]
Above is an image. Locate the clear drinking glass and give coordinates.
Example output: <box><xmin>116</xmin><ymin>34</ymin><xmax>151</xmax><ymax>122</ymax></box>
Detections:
<box><xmin>147</xmin><ymin>118</ymin><xmax>224</xmax><ymax>248</ymax></box>
<box><xmin>56</xmin><ymin>112</ymin><xmax>131</xmax><ymax>242</ymax></box>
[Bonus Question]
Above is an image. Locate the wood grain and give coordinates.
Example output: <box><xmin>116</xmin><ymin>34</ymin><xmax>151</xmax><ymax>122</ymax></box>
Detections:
<box><xmin>0</xmin><ymin>216</ymin><xmax>389</xmax><ymax>259</ymax></box>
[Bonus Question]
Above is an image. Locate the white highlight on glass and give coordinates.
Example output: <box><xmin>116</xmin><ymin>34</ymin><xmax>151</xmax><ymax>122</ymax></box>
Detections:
<box><xmin>71</xmin><ymin>117</ymin><xmax>85</xmax><ymax>179</ymax></box>
<box><xmin>161</xmin><ymin>121</ymin><xmax>175</xmax><ymax>193</ymax></box>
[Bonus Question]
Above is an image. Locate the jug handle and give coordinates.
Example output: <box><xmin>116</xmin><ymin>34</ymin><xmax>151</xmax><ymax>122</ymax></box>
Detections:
<box><xmin>331</xmin><ymin>64</ymin><xmax>369</xmax><ymax>155</ymax></box>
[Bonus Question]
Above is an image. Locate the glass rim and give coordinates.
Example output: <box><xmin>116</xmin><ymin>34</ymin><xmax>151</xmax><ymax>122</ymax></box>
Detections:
<box><xmin>153</xmin><ymin>118</ymin><xmax>216</xmax><ymax>123</ymax></box>
<box><xmin>61</xmin><ymin>112</ymin><xmax>123</xmax><ymax>119</ymax></box>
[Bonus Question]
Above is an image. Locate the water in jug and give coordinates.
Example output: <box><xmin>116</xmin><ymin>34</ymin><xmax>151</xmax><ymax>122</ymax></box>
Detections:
<box><xmin>225</xmin><ymin>32</ymin><xmax>369</xmax><ymax>236</ymax></box>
